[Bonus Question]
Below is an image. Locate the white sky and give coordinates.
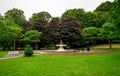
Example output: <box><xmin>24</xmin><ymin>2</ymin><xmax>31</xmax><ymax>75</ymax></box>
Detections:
<box><xmin>0</xmin><ymin>0</ymin><xmax>114</xmax><ymax>19</ymax></box>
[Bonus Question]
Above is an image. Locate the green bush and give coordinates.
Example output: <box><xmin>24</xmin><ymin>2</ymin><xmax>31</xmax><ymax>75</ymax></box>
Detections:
<box><xmin>24</xmin><ymin>45</ymin><xmax>33</xmax><ymax>56</ymax></box>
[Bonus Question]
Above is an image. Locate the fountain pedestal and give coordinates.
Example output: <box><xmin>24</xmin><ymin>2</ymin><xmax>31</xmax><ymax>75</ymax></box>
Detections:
<box><xmin>56</xmin><ymin>40</ymin><xmax>66</xmax><ymax>51</ymax></box>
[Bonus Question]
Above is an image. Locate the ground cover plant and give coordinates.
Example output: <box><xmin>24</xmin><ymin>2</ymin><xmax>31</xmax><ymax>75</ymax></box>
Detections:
<box><xmin>0</xmin><ymin>47</ymin><xmax>120</xmax><ymax>76</ymax></box>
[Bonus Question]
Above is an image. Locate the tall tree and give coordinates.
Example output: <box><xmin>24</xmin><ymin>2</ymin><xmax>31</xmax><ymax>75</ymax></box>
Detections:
<box><xmin>82</xmin><ymin>27</ymin><xmax>99</xmax><ymax>48</ymax></box>
<box><xmin>32</xmin><ymin>18</ymin><xmax>48</xmax><ymax>31</ymax></box>
<box><xmin>85</xmin><ymin>12</ymin><xmax>109</xmax><ymax>27</ymax></box>
<box><xmin>48</xmin><ymin>17</ymin><xmax>61</xmax><ymax>43</ymax></box>
<box><xmin>5</xmin><ymin>8</ymin><xmax>25</xmax><ymax>26</ymax></box>
<box><xmin>104</xmin><ymin>0</ymin><xmax>120</xmax><ymax>41</ymax></box>
<box><xmin>108</xmin><ymin>0</ymin><xmax>120</xmax><ymax>30</ymax></box>
<box><xmin>0</xmin><ymin>15</ymin><xmax>10</xmax><ymax>50</ymax></box>
<box><xmin>62</xmin><ymin>8</ymin><xmax>86</xmax><ymax>28</ymax></box>
<box><xmin>0</xmin><ymin>15</ymin><xmax>23</xmax><ymax>50</ymax></box>
<box><xmin>102</xmin><ymin>22</ymin><xmax>116</xmax><ymax>48</ymax></box>
<box><xmin>7</xmin><ymin>24</ymin><xmax>23</xmax><ymax>51</ymax></box>
<box><xmin>58</xmin><ymin>16</ymin><xmax>83</xmax><ymax>48</ymax></box>
<box><xmin>22</xmin><ymin>20</ymin><xmax>32</xmax><ymax>33</ymax></box>
<box><xmin>29</xmin><ymin>11</ymin><xmax>52</xmax><ymax>23</ymax></box>
<box><xmin>84</xmin><ymin>12</ymin><xmax>96</xmax><ymax>27</ymax></box>
<box><xmin>23</xmin><ymin>30</ymin><xmax>42</xmax><ymax>50</ymax></box>
<box><xmin>94</xmin><ymin>1</ymin><xmax>113</xmax><ymax>12</ymax></box>
<box><xmin>32</xmin><ymin>18</ymin><xmax>48</xmax><ymax>47</ymax></box>
<box><xmin>0</xmin><ymin>15</ymin><xmax>15</xmax><ymax>50</ymax></box>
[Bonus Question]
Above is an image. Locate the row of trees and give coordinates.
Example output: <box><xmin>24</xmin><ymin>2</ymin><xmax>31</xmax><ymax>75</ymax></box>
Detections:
<box><xmin>0</xmin><ymin>8</ymin><xmax>83</xmax><ymax>50</ymax></box>
<box><xmin>0</xmin><ymin>0</ymin><xmax>120</xmax><ymax>50</ymax></box>
<box><xmin>0</xmin><ymin>13</ymin><xmax>42</xmax><ymax>50</ymax></box>
<box><xmin>82</xmin><ymin>23</ymin><xmax>117</xmax><ymax>48</ymax></box>
<box><xmin>82</xmin><ymin>0</ymin><xmax>120</xmax><ymax>48</ymax></box>
<box><xmin>29</xmin><ymin>16</ymin><xmax>84</xmax><ymax>49</ymax></box>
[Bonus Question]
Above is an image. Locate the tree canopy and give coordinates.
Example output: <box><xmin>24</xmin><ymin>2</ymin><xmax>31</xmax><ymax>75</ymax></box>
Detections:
<box><xmin>5</xmin><ymin>8</ymin><xmax>25</xmax><ymax>26</ymax></box>
<box><xmin>0</xmin><ymin>0</ymin><xmax>120</xmax><ymax>50</ymax></box>
<box><xmin>23</xmin><ymin>30</ymin><xmax>42</xmax><ymax>50</ymax></box>
<box><xmin>58</xmin><ymin>16</ymin><xmax>83</xmax><ymax>48</ymax></box>
<box><xmin>82</xmin><ymin>27</ymin><xmax>100</xmax><ymax>48</ymax></box>
<box><xmin>62</xmin><ymin>8</ymin><xmax>86</xmax><ymax>28</ymax></box>
<box><xmin>94</xmin><ymin>1</ymin><xmax>113</xmax><ymax>12</ymax></box>
<box><xmin>29</xmin><ymin>11</ymin><xmax>52</xmax><ymax>23</ymax></box>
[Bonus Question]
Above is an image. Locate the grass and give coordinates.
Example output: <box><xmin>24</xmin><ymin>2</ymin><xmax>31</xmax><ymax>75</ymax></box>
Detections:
<box><xmin>0</xmin><ymin>47</ymin><xmax>120</xmax><ymax>76</ymax></box>
<box><xmin>94</xmin><ymin>44</ymin><xmax>120</xmax><ymax>48</ymax></box>
<box><xmin>0</xmin><ymin>51</ymin><xmax>7</xmax><ymax>58</ymax></box>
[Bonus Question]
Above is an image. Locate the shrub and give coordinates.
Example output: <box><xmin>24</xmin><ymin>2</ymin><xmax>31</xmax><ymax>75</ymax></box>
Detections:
<box><xmin>24</xmin><ymin>45</ymin><xmax>33</xmax><ymax>56</ymax></box>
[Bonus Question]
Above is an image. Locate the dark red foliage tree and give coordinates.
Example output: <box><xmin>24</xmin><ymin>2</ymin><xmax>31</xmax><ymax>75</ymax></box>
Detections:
<box><xmin>57</xmin><ymin>16</ymin><xmax>84</xmax><ymax>48</ymax></box>
<box><xmin>22</xmin><ymin>20</ymin><xmax>32</xmax><ymax>33</ymax></box>
<box><xmin>32</xmin><ymin>18</ymin><xmax>49</xmax><ymax>47</ymax></box>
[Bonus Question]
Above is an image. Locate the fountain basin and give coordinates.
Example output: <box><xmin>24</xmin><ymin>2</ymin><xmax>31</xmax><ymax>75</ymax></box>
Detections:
<box><xmin>56</xmin><ymin>40</ymin><xmax>67</xmax><ymax>51</ymax></box>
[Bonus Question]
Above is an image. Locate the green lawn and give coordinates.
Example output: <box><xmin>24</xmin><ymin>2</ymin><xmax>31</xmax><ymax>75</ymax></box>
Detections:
<box><xmin>0</xmin><ymin>48</ymin><xmax>120</xmax><ymax>76</ymax></box>
<box><xmin>0</xmin><ymin>51</ymin><xmax>7</xmax><ymax>58</ymax></box>
<box><xmin>94</xmin><ymin>44</ymin><xmax>120</xmax><ymax>48</ymax></box>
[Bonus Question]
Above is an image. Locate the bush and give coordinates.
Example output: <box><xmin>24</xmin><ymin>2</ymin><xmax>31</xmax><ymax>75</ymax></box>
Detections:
<box><xmin>24</xmin><ymin>45</ymin><xmax>33</xmax><ymax>56</ymax></box>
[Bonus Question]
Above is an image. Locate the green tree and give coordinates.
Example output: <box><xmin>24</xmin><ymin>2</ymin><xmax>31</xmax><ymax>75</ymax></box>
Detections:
<box><xmin>102</xmin><ymin>22</ymin><xmax>116</xmax><ymax>48</ymax></box>
<box><xmin>8</xmin><ymin>24</ymin><xmax>23</xmax><ymax>51</ymax></box>
<box><xmin>0</xmin><ymin>15</ymin><xmax>23</xmax><ymax>50</ymax></box>
<box><xmin>23</xmin><ymin>30</ymin><xmax>42</xmax><ymax>50</ymax></box>
<box><xmin>29</xmin><ymin>11</ymin><xmax>52</xmax><ymax>23</ymax></box>
<box><xmin>94</xmin><ymin>1</ymin><xmax>113</xmax><ymax>12</ymax></box>
<box><xmin>5</xmin><ymin>8</ymin><xmax>25</xmax><ymax>26</ymax></box>
<box><xmin>0</xmin><ymin>15</ymin><xmax>12</xmax><ymax>50</ymax></box>
<box><xmin>62</xmin><ymin>8</ymin><xmax>86</xmax><ymax>28</ymax></box>
<box><xmin>82</xmin><ymin>27</ymin><xmax>99</xmax><ymax>48</ymax></box>
<box><xmin>84</xmin><ymin>12</ymin><xmax>96</xmax><ymax>27</ymax></box>
<box><xmin>96</xmin><ymin>12</ymin><xmax>109</xmax><ymax>27</ymax></box>
<box><xmin>0</xmin><ymin>15</ymin><xmax>6</xmax><ymax>40</ymax></box>
<box><xmin>108</xmin><ymin>0</ymin><xmax>120</xmax><ymax>30</ymax></box>
<box><xmin>85</xmin><ymin>12</ymin><xmax>109</xmax><ymax>27</ymax></box>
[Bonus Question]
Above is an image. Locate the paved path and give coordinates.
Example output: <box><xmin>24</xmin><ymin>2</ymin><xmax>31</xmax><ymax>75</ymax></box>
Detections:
<box><xmin>0</xmin><ymin>50</ymin><xmax>113</xmax><ymax>60</ymax></box>
<box><xmin>0</xmin><ymin>51</ymin><xmax>46</xmax><ymax>60</ymax></box>
<box><xmin>0</xmin><ymin>54</ymin><xmax>23</xmax><ymax>60</ymax></box>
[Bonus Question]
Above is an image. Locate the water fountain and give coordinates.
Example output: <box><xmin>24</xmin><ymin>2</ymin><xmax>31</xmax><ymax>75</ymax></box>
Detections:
<box><xmin>56</xmin><ymin>40</ymin><xmax>67</xmax><ymax>51</ymax></box>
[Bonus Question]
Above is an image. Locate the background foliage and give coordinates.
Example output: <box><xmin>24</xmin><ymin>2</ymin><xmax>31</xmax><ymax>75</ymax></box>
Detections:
<box><xmin>0</xmin><ymin>0</ymin><xmax>120</xmax><ymax>50</ymax></box>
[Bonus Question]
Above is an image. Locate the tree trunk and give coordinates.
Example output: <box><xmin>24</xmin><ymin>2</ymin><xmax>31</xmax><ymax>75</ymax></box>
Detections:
<box><xmin>3</xmin><ymin>46</ymin><xmax>6</xmax><ymax>51</ymax></box>
<box><xmin>109</xmin><ymin>39</ymin><xmax>112</xmax><ymax>48</ymax></box>
<box><xmin>35</xmin><ymin>42</ymin><xmax>37</xmax><ymax>50</ymax></box>
<box><xmin>14</xmin><ymin>39</ymin><xmax>16</xmax><ymax>51</ymax></box>
<box><xmin>92</xmin><ymin>39</ymin><xmax>94</xmax><ymax>48</ymax></box>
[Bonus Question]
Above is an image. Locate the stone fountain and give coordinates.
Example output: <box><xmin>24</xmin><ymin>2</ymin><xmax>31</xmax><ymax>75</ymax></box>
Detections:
<box><xmin>56</xmin><ymin>40</ymin><xmax>67</xmax><ymax>51</ymax></box>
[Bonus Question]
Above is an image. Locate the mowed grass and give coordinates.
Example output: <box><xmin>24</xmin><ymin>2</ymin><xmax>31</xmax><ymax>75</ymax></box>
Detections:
<box><xmin>94</xmin><ymin>44</ymin><xmax>120</xmax><ymax>48</ymax></box>
<box><xmin>0</xmin><ymin>48</ymin><xmax>120</xmax><ymax>76</ymax></box>
<box><xmin>0</xmin><ymin>51</ymin><xmax>7</xmax><ymax>58</ymax></box>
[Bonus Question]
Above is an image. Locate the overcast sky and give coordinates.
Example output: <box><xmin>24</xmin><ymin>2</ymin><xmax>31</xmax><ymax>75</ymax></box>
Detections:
<box><xmin>0</xmin><ymin>0</ymin><xmax>114</xmax><ymax>19</ymax></box>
